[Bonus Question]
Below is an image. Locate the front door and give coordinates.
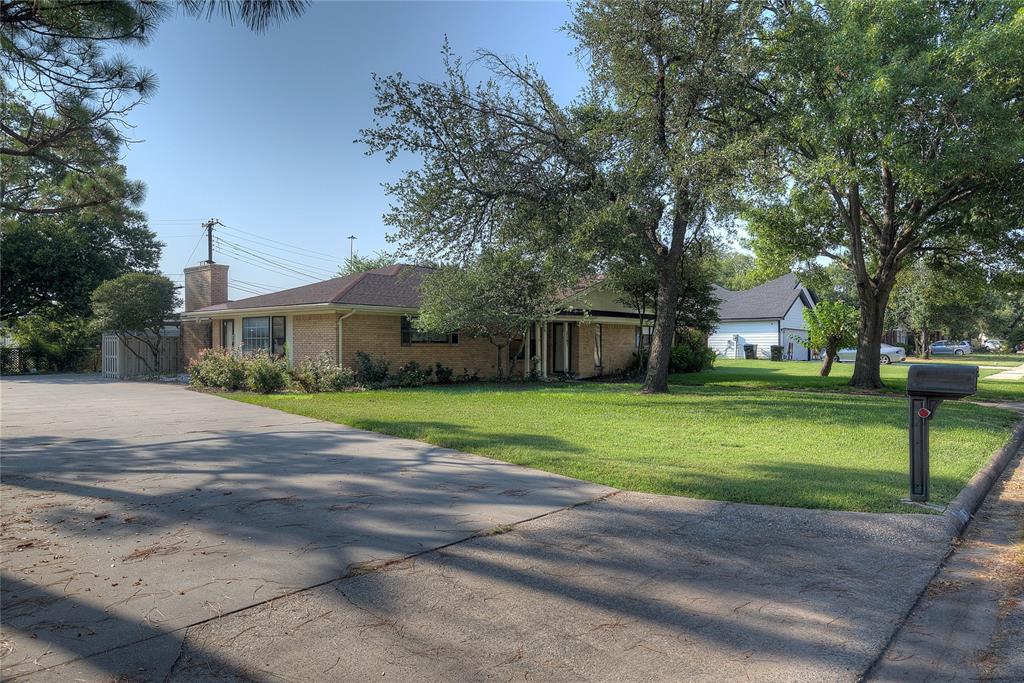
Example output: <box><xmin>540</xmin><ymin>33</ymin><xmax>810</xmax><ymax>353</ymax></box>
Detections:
<box><xmin>551</xmin><ymin>323</ymin><xmax>571</xmax><ymax>374</ymax></box>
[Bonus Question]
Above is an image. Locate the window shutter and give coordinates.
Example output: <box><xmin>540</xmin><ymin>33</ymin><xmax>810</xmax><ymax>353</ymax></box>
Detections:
<box><xmin>401</xmin><ymin>316</ymin><xmax>411</xmax><ymax>345</ymax></box>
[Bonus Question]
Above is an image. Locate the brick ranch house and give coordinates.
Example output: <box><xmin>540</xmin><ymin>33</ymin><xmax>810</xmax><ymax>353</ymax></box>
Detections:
<box><xmin>179</xmin><ymin>261</ymin><xmax>647</xmax><ymax>379</ymax></box>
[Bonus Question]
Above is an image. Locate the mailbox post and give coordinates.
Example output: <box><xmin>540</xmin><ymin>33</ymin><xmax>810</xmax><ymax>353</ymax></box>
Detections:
<box><xmin>906</xmin><ymin>364</ymin><xmax>978</xmax><ymax>502</ymax></box>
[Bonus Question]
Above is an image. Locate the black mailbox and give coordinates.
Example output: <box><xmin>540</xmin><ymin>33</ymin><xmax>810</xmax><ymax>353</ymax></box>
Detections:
<box><xmin>906</xmin><ymin>364</ymin><xmax>979</xmax><ymax>502</ymax></box>
<box><xmin>907</xmin><ymin>364</ymin><xmax>978</xmax><ymax>399</ymax></box>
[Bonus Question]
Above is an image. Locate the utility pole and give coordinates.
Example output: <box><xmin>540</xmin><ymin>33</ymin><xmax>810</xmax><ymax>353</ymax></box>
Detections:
<box><xmin>202</xmin><ymin>219</ymin><xmax>221</xmax><ymax>263</ymax></box>
<box><xmin>347</xmin><ymin>235</ymin><xmax>357</xmax><ymax>262</ymax></box>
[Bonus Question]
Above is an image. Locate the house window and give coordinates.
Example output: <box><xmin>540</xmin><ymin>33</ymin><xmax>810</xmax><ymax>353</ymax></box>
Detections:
<box><xmin>221</xmin><ymin>319</ymin><xmax>234</xmax><ymax>350</ymax></box>
<box><xmin>636</xmin><ymin>326</ymin><xmax>652</xmax><ymax>351</ymax></box>
<box><xmin>594</xmin><ymin>324</ymin><xmax>603</xmax><ymax>367</ymax></box>
<box><xmin>401</xmin><ymin>316</ymin><xmax>458</xmax><ymax>345</ymax></box>
<box><xmin>242</xmin><ymin>316</ymin><xmax>286</xmax><ymax>356</ymax></box>
<box><xmin>271</xmin><ymin>316</ymin><xmax>286</xmax><ymax>356</ymax></box>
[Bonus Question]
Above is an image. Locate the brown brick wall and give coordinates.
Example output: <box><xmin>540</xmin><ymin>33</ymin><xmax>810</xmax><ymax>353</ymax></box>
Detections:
<box><xmin>602</xmin><ymin>322</ymin><xmax>638</xmax><ymax>374</ymax></box>
<box><xmin>182</xmin><ymin>319</ymin><xmax>211</xmax><ymax>366</ymax></box>
<box><xmin>292</xmin><ymin>313</ymin><xmax>339</xmax><ymax>365</ymax></box>
<box><xmin>184</xmin><ymin>264</ymin><xmax>228</xmax><ymax>312</ymax></box>
<box><xmin>341</xmin><ymin>313</ymin><xmax>500</xmax><ymax>377</ymax></box>
<box><xmin>572</xmin><ymin>322</ymin><xmax>636</xmax><ymax>377</ymax></box>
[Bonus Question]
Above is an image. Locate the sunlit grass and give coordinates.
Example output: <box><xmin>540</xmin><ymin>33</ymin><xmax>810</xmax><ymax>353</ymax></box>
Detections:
<box><xmin>670</xmin><ymin>359</ymin><xmax>1023</xmax><ymax>402</ymax></box>
<box><xmin>224</xmin><ymin>380</ymin><xmax>1018</xmax><ymax>514</ymax></box>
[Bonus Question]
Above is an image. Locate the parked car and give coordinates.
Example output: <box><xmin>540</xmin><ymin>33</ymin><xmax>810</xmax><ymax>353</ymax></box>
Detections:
<box><xmin>835</xmin><ymin>344</ymin><xmax>907</xmax><ymax>365</ymax></box>
<box><xmin>982</xmin><ymin>339</ymin><xmax>1004</xmax><ymax>352</ymax></box>
<box><xmin>929</xmin><ymin>340</ymin><xmax>972</xmax><ymax>356</ymax></box>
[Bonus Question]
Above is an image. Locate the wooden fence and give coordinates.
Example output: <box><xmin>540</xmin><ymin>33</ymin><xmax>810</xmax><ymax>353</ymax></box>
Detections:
<box><xmin>101</xmin><ymin>332</ymin><xmax>182</xmax><ymax>379</ymax></box>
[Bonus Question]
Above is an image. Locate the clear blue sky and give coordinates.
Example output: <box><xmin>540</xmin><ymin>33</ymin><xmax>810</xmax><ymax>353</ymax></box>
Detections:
<box><xmin>123</xmin><ymin>1</ymin><xmax>586</xmax><ymax>298</ymax></box>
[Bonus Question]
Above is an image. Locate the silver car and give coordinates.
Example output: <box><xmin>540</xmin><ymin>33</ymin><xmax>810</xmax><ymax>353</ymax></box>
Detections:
<box><xmin>928</xmin><ymin>340</ymin><xmax>972</xmax><ymax>356</ymax></box>
<box><xmin>835</xmin><ymin>344</ymin><xmax>907</xmax><ymax>365</ymax></box>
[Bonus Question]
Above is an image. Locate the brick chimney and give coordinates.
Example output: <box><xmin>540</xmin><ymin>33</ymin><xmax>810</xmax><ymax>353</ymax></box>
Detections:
<box><xmin>184</xmin><ymin>263</ymin><xmax>229</xmax><ymax>312</ymax></box>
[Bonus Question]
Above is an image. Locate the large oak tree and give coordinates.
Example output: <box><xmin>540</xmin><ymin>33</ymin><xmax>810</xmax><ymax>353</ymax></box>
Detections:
<box><xmin>360</xmin><ymin>1</ymin><xmax>763</xmax><ymax>392</ymax></box>
<box><xmin>746</xmin><ymin>0</ymin><xmax>1024</xmax><ymax>388</ymax></box>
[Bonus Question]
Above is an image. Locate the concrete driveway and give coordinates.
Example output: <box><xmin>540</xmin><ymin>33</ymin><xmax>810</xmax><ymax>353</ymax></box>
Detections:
<box><xmin>2</xmin><ymin>376</ymin><xmax>955</xmax><ymax>681</ymax></box>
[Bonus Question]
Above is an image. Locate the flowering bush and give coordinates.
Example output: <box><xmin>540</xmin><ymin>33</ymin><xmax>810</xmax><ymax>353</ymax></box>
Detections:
<box><xmin>188</xmin><ymin>348</ymin><xmax>247</xmax><ymax>390</ymax></box>
<box><xmin>292</xmin><ymin>352</ymin><xmax>357</xmax><ymax>392</ymax></box>
<box><xmin>245</xmin><ymin>352</ymin><xmax>289</xmax><ymax>394</ymax></box>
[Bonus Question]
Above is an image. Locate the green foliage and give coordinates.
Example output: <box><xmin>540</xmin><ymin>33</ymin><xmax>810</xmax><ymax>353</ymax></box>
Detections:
<box><xmin>189</xmin><ymin>348</ymin><xmax>248</xmax><ymax>391</ymax></box>
<box><xmin>606</xmin><ymin>236</ymin><xmax>722</xmax><ymax>338</ymax></box>
<box><xmin>799</xmin><ymin>262</ymin><xmax>858</xmax><ymax>307</ymax></box>
<box><xmin>360</xmin><ymin>2</ymin><xmax>766</xmax><ymax>392</ymax></box>
<box><xmin>417</xmin><ymin>248</ymin><xmax>576</xmax><ymax>378</ymax></box>
<box><xmin>353</xmin><ymin>351</ymin><xmax>391</xmax><ymax>388</ymax></box>
<box><xmin>1</xmin><ymin>212</ymin><xmax>162</xmax><ymax>319</ymax></box>
<box><xmin>91</xmin><ymin>272</ymin><xmax>180</xmax><ymax>373</ymax></box>
<box><xmin>337</xmin><ymin>251</ymin><xmax>399</xmax><ymax>277</ymax></box>
<box><xmin>395</xmin><ymin>361</ymin><xmax>433</xmax><ymax>388</ymax></box>
<box><xmin>669</xmin><ymin>330</ymin><xmax>716</xmax><ymax>374</ymax></box>
<box><xmin>291</xmin><ymin>352</ymin><xmax>356</xmax><ymax>392</ymax></box>
<box><xmin>433</xmin><ymin>362</ymin><xmax>455</xmax><ymax>385</ymax></box>
<box><xmin>92</xmin><ymin>273</ymin><xmax>180</xmax><ymax>336</ymax></box>
<box><xmin>7</xmin><ymin>309</ymin><xmax>97</xmax><ymax>372</ymax></box>
<box><xmin>801</xmin><ymin>301</ymin><xmax>859</xmax><ymax>376</ymax></box>
<box><xmin>886</xmin><ymin>260</ymin><xmax>988</xmax><ymax>353</ymax></box>
<box><xmin>748</xmin><ymin>0</ymin><xmax>1024</xmax><ymax>387</ymax></box>
<box><xmin>245</xmin><ymin>352</ymin><xmax>289</xmax><ymax>394</ymax></box>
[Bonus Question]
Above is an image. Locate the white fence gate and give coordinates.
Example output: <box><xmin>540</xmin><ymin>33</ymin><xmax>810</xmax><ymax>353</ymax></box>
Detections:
<box><xmin>101</xmin><ymin>328</ymin><xmax>182</xmax><ymax>379</ymax></box>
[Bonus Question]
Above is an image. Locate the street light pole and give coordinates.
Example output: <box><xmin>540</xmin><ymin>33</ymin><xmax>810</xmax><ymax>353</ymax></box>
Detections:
<box><xmin>347</xmin><ymin>235</ymin><xmax>357</xmax><ymax>262</ymax></box>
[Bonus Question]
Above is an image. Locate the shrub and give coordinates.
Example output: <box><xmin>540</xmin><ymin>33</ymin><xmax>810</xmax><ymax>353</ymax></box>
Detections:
<box><xmin>434</xmin><ymin>362</ymin><xmax>455</xmax><ymax>384</ymax></box>
<box><xmin>293</xmin><ymin>352</ymin><xmax>357</xmax><ymax>392</ymax></box>
<box><xmin>354</xmin><ymin>351</ymin><xmax>391</xmax><ymax>388</ymax></box>
<box><xmin>396</xmin><ymin>361</ymin><xmax>433</xmax><ymax>387</ymax></box>
<box><xmin>246</xmin><ymin>352</ymin><xmax>289</xmax><ymax>394</ymax></box>
<box><xmin>457</xmin><ymin>367</ymin><xmax>481</xmax><ymax>383</ymax></box>
<box><xmin>189</xmin><ymin>348</ymin><xmax>247</xmax><ymax>390</ymax></box>
<box><xmin>669</xmin><ymin>330</ymin><xmax>716</xmax><ymax>374</ymax></box>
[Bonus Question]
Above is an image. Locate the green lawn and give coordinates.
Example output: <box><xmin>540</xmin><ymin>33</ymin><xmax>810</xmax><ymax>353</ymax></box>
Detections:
<box><xmin>670</xmin><ymin>359</ymin><xmax>1024</xmax><ymax>402</ymax></box>
<box><xmin>224</xmin><ymin>379</ymin><xmax>1019</xmax><ymax>514</ymax></box>
<box><xmin>905</xmin><ymin>353</ymin><xmax>1023</xmax><ymax>368</ymax></box>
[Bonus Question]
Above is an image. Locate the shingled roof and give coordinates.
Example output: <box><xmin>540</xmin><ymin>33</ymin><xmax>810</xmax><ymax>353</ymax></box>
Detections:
<box><xmin>194</xmin><ymin>264</ymin><xmax>432</xmax><ymax>312</ymax></box>
<box><xmin>714</xmin><ymin>273</ymin><xmax>814</xmax><ymax>321</ymax></box>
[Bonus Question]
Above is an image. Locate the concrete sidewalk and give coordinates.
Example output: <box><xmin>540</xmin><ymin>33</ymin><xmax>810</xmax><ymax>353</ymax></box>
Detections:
<box><xmin>867</xmin><ymin>446</ymin><xmax>1024</xmax><ymax>682</ymax></box>
<box><xmin>986</xmin><ymin>363</ymin><xmax>1024</xmax><ymax>381</ymax></box>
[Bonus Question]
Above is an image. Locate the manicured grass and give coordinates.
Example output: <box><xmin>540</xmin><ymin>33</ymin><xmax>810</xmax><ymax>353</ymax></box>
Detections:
<box><xmin>905</xmin><ymin>353</ymin><xmax>1023</xmax><ymax>368</ymax></box>
<box><xmin>224</xmin><ymin>381</ymin><xmax>1018</xmax><ymax>514</ymax></box>
<box><xmin>670</xmin><ymin>359</ymin><xmax>1024</xmax><ymax>402</ymax></box>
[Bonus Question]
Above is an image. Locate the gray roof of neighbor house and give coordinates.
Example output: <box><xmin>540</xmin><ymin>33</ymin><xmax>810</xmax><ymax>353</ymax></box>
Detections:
<box><xmin>194</xmin><ymin>264</ymin><xmax>432</xmax><ymax>312</ymax></box>
<box><xmin>714</xmin><ymin>273</ymin><xmax>815</xmax><ymax>321</ymax></box>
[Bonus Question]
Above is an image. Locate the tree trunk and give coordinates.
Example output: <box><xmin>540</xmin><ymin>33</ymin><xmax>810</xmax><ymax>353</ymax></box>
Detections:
<box><xmin>920</xmin><ymin>327</ymin><xmax>930</xmax><ymax>359</ymax></box>
<box><xmin>820</xmin><ymin>350</ymin><xmax>836</xmax><ymax>377</ymax></box>
<box><xmin>641</xmin><ymin>260</ymin><xmax>682</xmax><ymax>394</ymax></box>
<box><xmin>851</xmin><ymin>287</ymin><xmax>891</xmax><ymax>389</ymax></box>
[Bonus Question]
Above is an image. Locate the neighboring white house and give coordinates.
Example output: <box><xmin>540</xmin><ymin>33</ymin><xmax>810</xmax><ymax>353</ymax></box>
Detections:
<box><xmin>707</xmin><ymin>274</ymin><xmax>818</xmax><ymax>360</ymax></box>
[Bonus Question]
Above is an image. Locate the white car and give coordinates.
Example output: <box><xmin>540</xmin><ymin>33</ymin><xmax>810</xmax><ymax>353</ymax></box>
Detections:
<box><xmin>983</xmin><ymin>339</ymin><xmax>1004</xmax><ymax>352</ymax></box>
<box><xmin>835</xmin><ymin>344</ymin><xmax>907</xmax><ymax>365</ymax></box>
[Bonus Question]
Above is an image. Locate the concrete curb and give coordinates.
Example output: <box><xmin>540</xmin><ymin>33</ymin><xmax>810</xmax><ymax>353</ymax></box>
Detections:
<box><xmin>943</xmin><ymin>418</ymin><xmax>1024</xmax><ymax>537</ymax></box>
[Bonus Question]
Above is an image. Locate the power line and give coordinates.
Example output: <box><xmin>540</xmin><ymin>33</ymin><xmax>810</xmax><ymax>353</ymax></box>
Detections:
<box><xmin>215</xmin><ymin>235</ymin><xmax>336</xmax><ymax>277</ymax></box>
<box><xmin>215</xmin><ymin>237</ymin><xmax>335</xmax><ymax>280</ymax></box>
<box><xmin>184</xmin><ymin>230</ymin><xmax>206</xmax><ymax>266</ymax></box>
<box><xmin>217</xmin><ymin>223</ymin><xmax>343</xmax><ymax>263</ymax></box>
<box><xmin>215</xmin><ymin>248</ymin><xmax>320</xmax><ymax>283</ymax></box>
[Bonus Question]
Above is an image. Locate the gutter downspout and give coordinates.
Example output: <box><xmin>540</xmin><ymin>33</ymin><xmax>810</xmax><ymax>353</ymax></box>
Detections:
<box><xmin>337</xmin><ymin>310</ymin><xmax>356</xmax><ymax>366</ymax></box>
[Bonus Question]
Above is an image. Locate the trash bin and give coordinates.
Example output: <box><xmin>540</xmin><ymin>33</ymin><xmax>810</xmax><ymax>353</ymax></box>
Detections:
<box><xmin>743</xmin><ymin>344</ymin><xmax>757</xmax><ymax>360</ymax></box>
<box><xmin>770</xmin><ymin>345</ymin><xmax>783</xmax><ymax>361</ymax></box>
